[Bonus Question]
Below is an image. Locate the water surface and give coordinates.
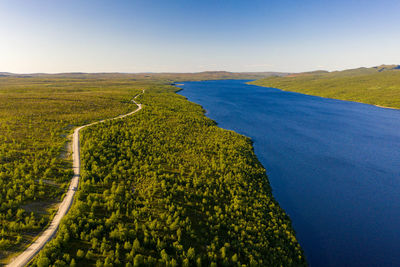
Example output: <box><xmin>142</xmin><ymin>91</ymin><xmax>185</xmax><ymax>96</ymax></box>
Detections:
<box><xmin>179</xmin><ymin>80</ymin><xmax>400</xmax><ymax>267</ymax></box>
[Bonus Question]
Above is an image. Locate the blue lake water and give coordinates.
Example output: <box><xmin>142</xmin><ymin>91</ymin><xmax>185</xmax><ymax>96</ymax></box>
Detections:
<box><xmin>178</xmin><ymin>79</ymin><xmax>400</xmax><ymax>267</ymax></box>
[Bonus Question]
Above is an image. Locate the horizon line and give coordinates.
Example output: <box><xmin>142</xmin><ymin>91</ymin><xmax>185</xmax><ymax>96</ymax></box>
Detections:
<box><xmin>1</xmin><ymin>63</ymin><xmax>399</xmax><ymax>76</ymax></box>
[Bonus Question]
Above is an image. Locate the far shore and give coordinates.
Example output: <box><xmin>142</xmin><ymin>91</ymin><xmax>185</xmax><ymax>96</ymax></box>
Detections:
<box><xmin>374</xmin><ymin>104</ymin><xmax>400</xmax><ymax>110</ymax></box>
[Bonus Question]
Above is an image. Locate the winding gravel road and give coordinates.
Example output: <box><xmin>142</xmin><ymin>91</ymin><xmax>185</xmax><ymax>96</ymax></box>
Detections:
<box><xmin>8</xmin><ymin>91</ymin><xmax>144</xmax><ymax>267</ymax></box>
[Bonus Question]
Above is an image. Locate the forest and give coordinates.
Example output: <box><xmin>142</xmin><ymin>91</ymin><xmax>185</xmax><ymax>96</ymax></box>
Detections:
<box><xmin>0</xmin><ymin>75</ymin><xmax>144</xmax><ymax>263</ymax></box>
<box><xmin>1</xmin><ymin>73</ymin><xmax>304</xmax><ymax>266</ymax></box>
<box><xmin>251</xmin><ymin>65</ymin><xmax>400</xmax><ymax>109</ymax></box>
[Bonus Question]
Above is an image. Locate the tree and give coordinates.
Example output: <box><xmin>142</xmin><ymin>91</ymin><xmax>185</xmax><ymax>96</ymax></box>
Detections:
<box><xmin>36</xmin><ymin>256</ymin><xmax>50</xmax><ymax>267</ymax></box>
<box><xmin>76</xmin><ymin>249</ymin><xmax>85</xmax><ymax>259</ymax></box>
<box><xmin>187</xmin><ymin>247</ymin><xmax>195</xmax><ymax>260</ymax></box>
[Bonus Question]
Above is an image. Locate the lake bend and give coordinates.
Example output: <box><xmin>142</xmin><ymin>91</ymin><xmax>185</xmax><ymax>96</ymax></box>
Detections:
<box><xmin>178</xmin><ymin>80</ymin><xmax>400</xmax><ymax>267</ymax></box>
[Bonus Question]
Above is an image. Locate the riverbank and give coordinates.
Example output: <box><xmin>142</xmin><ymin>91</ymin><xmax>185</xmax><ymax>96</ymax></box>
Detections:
<box><xmin>178</xmin><ymin>79</ymin><xmax>400</xmax><ymax>266</ymax></box>
<box><xmin>374</xmin><ymin>104</ymin><xmax>400</xmax><ymax>110</ymax></box>
<box><xmin>250</xmin><ymin>65</ymin><xmax>400</xmax><ymax>110</ymax></box>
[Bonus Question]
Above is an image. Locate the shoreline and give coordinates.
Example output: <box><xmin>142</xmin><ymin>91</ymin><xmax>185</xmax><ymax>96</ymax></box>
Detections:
<box><xmin>374</xmin><ymin>104</ymin><xmax>400</xmax><ymax>110</ymax></box>
<box><xmin>175</xmin><ymin>82</ymin><xmax>307</xmax><ymax>264</ymax></box>
<box><xmin>175</xmin><ymin>79</ymin><xmax>400</xmax><ymax>266</ymax></box>
<box><xmin>247</xmin><ymin>81</ymin><xmax>400</xmax><ymax>111</ymax></box>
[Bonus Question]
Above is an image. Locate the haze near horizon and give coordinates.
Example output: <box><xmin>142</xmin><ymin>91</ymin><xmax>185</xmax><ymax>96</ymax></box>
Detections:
<box><xmin>1</xmin><ymin>0</ymin><xmax>399</xmax><ymax>73</ymax></box>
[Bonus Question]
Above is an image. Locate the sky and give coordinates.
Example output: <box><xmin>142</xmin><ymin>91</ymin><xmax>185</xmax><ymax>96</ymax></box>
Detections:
<box><xmin>1</xmin><ymin>0</ymin><xmax>400</xmax><ymax>73</ymax></box>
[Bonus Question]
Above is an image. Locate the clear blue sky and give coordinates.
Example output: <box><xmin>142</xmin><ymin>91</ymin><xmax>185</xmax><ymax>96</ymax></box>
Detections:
<box><xmin>1</xmin><ymin>0</ymin><xmax>399</xmax><ymax>73</ymax></box>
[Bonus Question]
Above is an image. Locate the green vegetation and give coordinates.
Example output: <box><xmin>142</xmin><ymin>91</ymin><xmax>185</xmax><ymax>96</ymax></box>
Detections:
<box><xmin>0</xmin><ymin>71</ymin><xmax>304</xmax><ymax>266</ymax></box>
<box><xmin>251</xmin><ymin>65</ymin><xmax>400</xmax><ymax>109</ymax></box>
<box><xmin>32</xmin><ymin>83</ymin><xmax>305</xmax><ymax>266</ymax></box>
<box><xmin>0</xmin><ymin>76</ymin><xmax>144</xmax><ymax>262</ymax></box>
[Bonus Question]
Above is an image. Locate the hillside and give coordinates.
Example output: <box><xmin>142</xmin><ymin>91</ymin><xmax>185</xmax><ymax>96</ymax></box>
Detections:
<box><xmin>250</xmin><ymin>65</ymin><xmax>400</xmax><ymax>109</ymax></box>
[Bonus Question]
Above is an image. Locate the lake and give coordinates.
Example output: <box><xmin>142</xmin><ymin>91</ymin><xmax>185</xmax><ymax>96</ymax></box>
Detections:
<box><xmin>178</xmin><ymin>79</ymin><xmax>400</xmax><ymax>267</ymax></box>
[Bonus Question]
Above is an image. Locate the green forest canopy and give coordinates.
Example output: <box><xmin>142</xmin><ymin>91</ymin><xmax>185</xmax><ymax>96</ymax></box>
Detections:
<box><xmin>0</xmin><ymin>72</ymin><xmax>304</xmax><ymax>266</ymax></box>
<box><xmin>32</xmin><ymin>83</ymin><xmax>305</xmax><ymax>266</ymax></box>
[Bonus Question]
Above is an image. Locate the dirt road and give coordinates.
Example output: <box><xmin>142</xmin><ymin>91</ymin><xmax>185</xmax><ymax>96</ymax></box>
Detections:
<box><xmin>8</xmin><ymin>91</ymin><xmax>144</xmax><ymax>267</ymax></box>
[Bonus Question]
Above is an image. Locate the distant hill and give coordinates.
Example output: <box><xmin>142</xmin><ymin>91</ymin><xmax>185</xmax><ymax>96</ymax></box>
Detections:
<box><xmin>250</xmin><ymin>65</ymin><xmax>400</xmax><ymax>109</ymax></box>
<box><xmin>373</xmin><ymin>64</ymin><xmax>400</xmax><ymax>72</ymax></box>
<box><xmin>285</xmin><ymin>65</ymin><xmax>400</xmax><ymax>78</ymax></box>
<box><xmin>0</xmin><ymin>71</ymin><xmax>288</xmax><ymax>81</ymax></box>
<box><xmin>287</xmin><ymin>70</ymin><xmax>329</xmax><ymax>77</ymax></box>
<box><xmin>0</xmin><ymin>72</ymin><xmax>12</xmax><ymax>77</ymax></box>
<box><xmin>149</xmin><ymin>71</ymin><xmax>289</xmax><ymax>82</ymax></box>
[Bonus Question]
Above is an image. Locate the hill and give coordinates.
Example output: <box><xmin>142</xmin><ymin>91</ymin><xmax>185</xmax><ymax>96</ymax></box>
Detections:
<box><xmin>250</xmin><ymin>65</ymin><xmax>400</xmax><ymax>109</ymax></box>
